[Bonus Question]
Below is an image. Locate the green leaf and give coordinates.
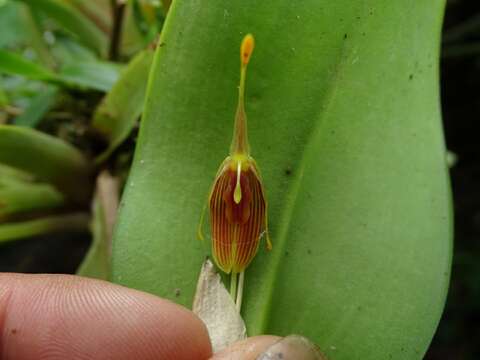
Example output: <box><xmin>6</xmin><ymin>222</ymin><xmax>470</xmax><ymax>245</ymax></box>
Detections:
<box><xmin>17</xmin><ymin>4</ymin><xmax>57</xmax><ymax>68</ymax></box>
<box><xmin>65</xmin><ymin>0</ymin><xmax>112</xmax><ymax>35</ymax></box>
<box><xmin>59</xmin><ymin>60</ymin><xmax>122</xmax><ymax>92</ymax></box>
<box><xmin>0</xmin><ymin>49</ymin><xmax>59</xmax><ymax>82</ymax></box>
<box><xmin>0</xmin><ymin>125</ymin><xmax>92</xmax><ymax>204</ymax></box>
<box><xmin>0</xmin><ymin>163</ymin><xmax>33</xmax><ymax>183</ymax></box>
<box><xmin>0</xmin><ymin>212</ymin><xmax>89</xmax><ymax>243</ymax></box>
<box><xmin>0</xmin><ymin>0</ymin><xmax>28</xmax><ymax>48</ymax></box>
<box><xmin>0</xmin><ymin>82</ymin><xmax>8</xmax><ymax>108</ymax></box>
<box><xmin>76</xmin><ymin>195</ymin><xmax>110</xmax><ymax>279</ymax></box>
<box><xmin>77</xmin><ymin>171</ymin><xmax>119</xmax><ymax>280</ymax></box>
<box><xmin>13</xmin><ymin>84</ymin><xmax>58</xmax><ymax>127</ymax></box>
<box><xmin>0</xmin><ymin>178</ymin><xmax>64</xmax><ymax>219</ymax></box>
<box><xmin>50</xmin><ymin>35</ymin><xmax>98</xmax><ymax>63</ymax></box>
<box><xmin>16</xmin><ymin>0</ymin><xmax>108</xmax><ymax>57</ymax></box>
<box><xmin>0</xmin><ymin>50</ymin><xmax>121</xmax><ymax>91</ymax></box>
<box><xmin>111</xmin><ymin>1</ymin><xmax>452</xmax><ymax>359</ymax></box>
<box><xmin>93</xmin><ymin>48</ymin><xmax>154</xmax><ymax>162</ymax></box>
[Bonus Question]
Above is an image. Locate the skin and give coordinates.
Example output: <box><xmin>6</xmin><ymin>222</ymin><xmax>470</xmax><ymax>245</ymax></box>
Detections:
<box><xmin>0</xmin><ymin>274</ymin><xmax>279</xmax><ymax>360</ymax></box>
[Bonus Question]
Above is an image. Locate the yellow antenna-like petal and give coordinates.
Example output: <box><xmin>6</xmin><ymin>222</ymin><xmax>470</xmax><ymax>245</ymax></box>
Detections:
<box><xmin>230</xmin><ymin>34</ymin><xmax>255</xmax><ymax>156</ymax></box>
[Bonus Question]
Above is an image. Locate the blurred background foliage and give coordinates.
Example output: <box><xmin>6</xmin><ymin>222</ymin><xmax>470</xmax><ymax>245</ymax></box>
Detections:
<box><xmin>0</xmin><ymin>0</ymin><xmax>478</xmax><ymax>358</ymax></box>
<box><xmin>0</xmin><ymin>0</ymin><xmax>164</xmax><ymax>277</ymax></box>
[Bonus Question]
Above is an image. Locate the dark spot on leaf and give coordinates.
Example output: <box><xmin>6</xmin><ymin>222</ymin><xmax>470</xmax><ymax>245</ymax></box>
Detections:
<box><xmin>284</xmin><ymin>167</ymin><xmax>292</xmax><ymax>176</ymax></box>
<box><xmin>307</xmin><ymin>249</ymin><xmax>312</xmax><ymax>255</ymax></box>
<box><xmin>285</xmin><ymin>251</ymin><xmax>290</xmax><ymax>256</ymax></box>
<box><xmin>159</xmin><ymin>42</ymin><xmax>166</xmax><ymax>47</ymax></box>
<box><xmin>409</xmin><ymin>74</ymin><xmax>414</xmax><ymax>80</ymax></box>
<box><xmin>344</xmin><ymin>33</ymin><xmax>348</xmax><ymax>39</ymax></box>
<box><xmin>174</xmin><ymin>288</ymin><xmax>181</xmax><ymax>297</ymax></box>
<box><xmin>11</xmin><ymin>329</ymin><xmax>17</xmax><ymax>334</ymax></box>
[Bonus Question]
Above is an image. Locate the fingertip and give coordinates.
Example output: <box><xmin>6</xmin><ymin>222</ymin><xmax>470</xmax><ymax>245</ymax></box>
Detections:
<box><xmin>0</xmin><ymin>274</ymin><xmax>212</xmax><ymax>360</ymax></box>
<box><xmin>211</xmin><ymin>335</ymin><xmax>281</xmax><ymax>360</ymax></box>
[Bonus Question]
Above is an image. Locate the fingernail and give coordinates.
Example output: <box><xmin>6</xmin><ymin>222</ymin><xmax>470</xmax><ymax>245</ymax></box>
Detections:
<box><xmin>256</xmin><ymin>335</ymin><xmax>327</xmax><ymax>360</ymax></box>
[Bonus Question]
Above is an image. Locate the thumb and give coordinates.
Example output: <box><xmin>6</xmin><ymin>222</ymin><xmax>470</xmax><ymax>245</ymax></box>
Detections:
<box><xmin>0</xmin><ymin>273</ymin><xmax>212</xmax><ymax>360</ymax></box>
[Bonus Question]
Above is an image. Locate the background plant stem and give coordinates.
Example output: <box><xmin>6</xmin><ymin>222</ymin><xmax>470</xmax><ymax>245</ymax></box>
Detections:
<box><xmin>109</xmin><ymin>0</ymin><xmax>125</xmax><ymax>61</ymax></box>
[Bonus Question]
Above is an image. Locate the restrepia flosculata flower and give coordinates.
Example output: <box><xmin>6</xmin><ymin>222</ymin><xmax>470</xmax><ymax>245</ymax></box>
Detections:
<box><xmin>199</xmin><ymin>34</ymin><xmax>272</xmax><ymax>276</ymax></box>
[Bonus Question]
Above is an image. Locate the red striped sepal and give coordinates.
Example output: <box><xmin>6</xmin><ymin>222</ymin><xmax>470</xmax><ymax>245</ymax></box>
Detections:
<box><xmin>209</xmin><ymin>156</ymin><xmax>270</xmax><ymax>273</ymax></box>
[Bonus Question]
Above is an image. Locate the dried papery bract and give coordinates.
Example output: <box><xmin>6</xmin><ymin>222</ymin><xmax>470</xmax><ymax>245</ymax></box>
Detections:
<box><xmin>198</xmin><ymin>34</ymin><xmax>272</xmax><ymax>311</ymax></box>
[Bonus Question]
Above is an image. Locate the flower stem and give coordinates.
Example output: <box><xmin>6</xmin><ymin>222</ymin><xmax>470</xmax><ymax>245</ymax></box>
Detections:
<box><xmin>109</xmin><ymin>0</ymin><xmax>126</xmax><ymax>61</ymax></box>
<box><xmin>236</xmin><ymin>270</ymin><xmax>245</xmax><ymax>312</ymax></box>
<box><xmin>230</xmin><ymin>271</ymin><xmax>237</xmax><ymax>300</ymax></box>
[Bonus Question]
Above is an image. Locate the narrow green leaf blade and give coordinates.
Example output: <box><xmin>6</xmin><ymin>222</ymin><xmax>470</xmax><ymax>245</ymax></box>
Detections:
<box><xmin>0</xmin><ymin>83</ymin><xmax>8</xmax><ymax>108</ymax></box>
<box><xmin>0</xmin><ymin>163</ymin><xmax>33</xmax><ymax>183</ymax></box>
<box><xmin>17</xmin><ymin>4</ymin><xmax>57</xmax><ymax>68</ymax></box>
<box><xmin>0</xmin><ymin>49</ymin><xmax>58</xmax><ymax>82</ymax></box>
<box><xmin>0</xmin><ymin>212</ymin><xmax>89</xmax><ymax>243</ymax></box>
<box><xmin>93</xmin><ymin>48</ymin><xmax>154</xmax><ymax>162</ymax></box>
<box><xmin>77</xmin><ymin>171</ymin><xmax>119</xmax><ymax>280</ymax></box>
<box><xmin>59</xmin><ymin>60</ymin><xmax>122</xmax><ymax>92</ymax></box>
<box><xmin>0</xmin><ymin>50</ymin><xmax>120</xmax><ymax>91</ymax></box>
<box><xmin>76</xmin><ymin>196</ymin><xmax>110</xmax><ymax>279</ymax></box>
<box><xmin>112</xmin><ymin>1</ymin><xmax>452</xmax><ymax>359</ymax></box>
<box><xmin>16</xmin><ymin>0</ymin><xmax>108</xmax><ymax>57</ymax></box>
<box><xmin>0</xmin><ymin>125</ymin><xmax>92</xmax><ymax>204</ymax></box>
<box><xmin>0</xmin><ymin>180</ymin><xmax>64</xmax><ymax>219</ymax></box>
<box><xmin>13</xmin><ymin>85</ymin><xmax>58</xmax><ymax>127</ymax></box>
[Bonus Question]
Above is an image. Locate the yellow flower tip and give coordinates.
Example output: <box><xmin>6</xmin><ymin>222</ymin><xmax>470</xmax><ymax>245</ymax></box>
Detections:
<box><xmin>266</xmin><ymin>233</ymin><xmax>273</xmax><ymax>251</ymax></box>
<box><xmin>240</xmin><ymin>34</ymin><xmax>255</xmax><ymax>67</ymax></box>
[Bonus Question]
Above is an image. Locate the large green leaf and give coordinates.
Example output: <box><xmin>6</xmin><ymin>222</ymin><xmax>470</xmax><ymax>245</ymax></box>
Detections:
<box><xmin>111</xmin><ymin>1</ymin><xmax>452</xmax><ymax>359</ymax></box>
